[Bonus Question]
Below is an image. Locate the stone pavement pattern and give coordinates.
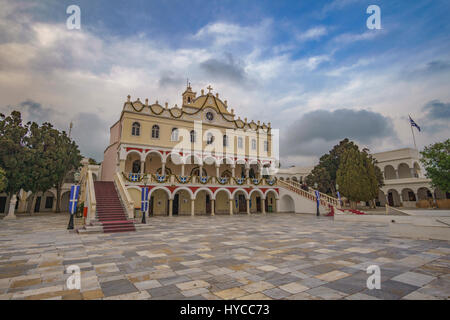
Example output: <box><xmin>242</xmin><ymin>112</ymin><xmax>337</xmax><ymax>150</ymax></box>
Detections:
<box><xmin>0</xmin><ymin>213</ymin><xmax>449</xmax><ymax>300</ymax></box>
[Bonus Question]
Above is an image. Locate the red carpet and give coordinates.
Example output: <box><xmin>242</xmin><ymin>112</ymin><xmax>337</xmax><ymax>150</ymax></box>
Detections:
<box><xmin>94</xmin><ymin>181</ymin><xmax>136</xmax><ymax>233</ymax></box>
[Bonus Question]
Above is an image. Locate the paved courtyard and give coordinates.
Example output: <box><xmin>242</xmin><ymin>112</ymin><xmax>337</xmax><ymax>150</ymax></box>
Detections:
<box><xmin>0</xmin><ymin>213</ymin><xmax>449</xmax><ymax>300</ymax></box>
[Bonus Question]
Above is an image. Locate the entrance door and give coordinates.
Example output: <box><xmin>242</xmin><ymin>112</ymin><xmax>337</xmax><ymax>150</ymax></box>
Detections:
<box><xmin>238</xmin><ymin>195</ymin><xmax>246</xmax><ymax>213</ymax></box>
<box><xmin>206</xmin><ymin>195</ymin><xmax>211</xmax><ymax>214</ymax></box>
<box><xmin>34</xmin><ymin>196</ymin><xmax>41</xmax><ymax>212</ymax></box>
<box><xmin>149</xmin><ymin>196</ymin><xmax>154</xmax><ymax>216</ymax></box>
<box><xmin>0</xmin><ymin>197</ymin><xmax>6</xmax><ymax>213</ymax></box>
<box><xmin>173</xmin><ymin>194</ymin><xmax>179</xmax><ymax>216</ymax></box>
<box><xmin>256</xmin><ymin>197</ymin><xmax>261</xmax><ymax>212</ymax></box>
<box><xmin>388</xmin><ymin>192</ymin><xmax>394</xmax><ymax>206</ymax></box>
<box><xmin>265</xmin><ymin>198</ymin><xmax>269</xmax><ymax>213</ymax></box>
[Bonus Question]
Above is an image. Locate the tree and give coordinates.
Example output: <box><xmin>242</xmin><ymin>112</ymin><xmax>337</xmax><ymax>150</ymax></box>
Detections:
<box><xmin>52</xmin><ymin>128</ymin><xmax>82</xmax><ymax>213</ymax></box>
<box><xmin>0</xmin><ymin>167</ymin><xmax>7</xmax><ymax>192</ymax></box>
<box><xmin>305</xmin><ymin>138</ymin><xmax>359</xmax><ymax>195</ymax></box>
<box><xmin>0</xmin><ymin>112</ymin><xmax>32</xmax><ymax>200</ymax></box>
<box><xmin>420</xmin><ymin>139</ymin><xmax>450</xmax><ymax>193</ymax></box>
<box><xmin>336</xmin><ymin>146</ymin><xmax>381</xmax><ymax>209</ymax></box>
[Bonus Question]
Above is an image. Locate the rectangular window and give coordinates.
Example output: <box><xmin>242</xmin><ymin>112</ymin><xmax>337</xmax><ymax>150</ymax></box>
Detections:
<box><xmin>45</xmin><ymin>197</ymin><xmax>54</xmax><ymax>209</ymax></box>
<box><xmin>264</xmin><ymin>140</ymin><xmax>268</xmax><ymax>152</ymax></box>
<box><xmin>238</xmin><ymin>137</ymin><xmax>243</xmax><ymax>149</ymax></box>
<box><xmin>252</xmin><ymin>139</ymin><xmax>256</xmax><ymax>150</ymax></box>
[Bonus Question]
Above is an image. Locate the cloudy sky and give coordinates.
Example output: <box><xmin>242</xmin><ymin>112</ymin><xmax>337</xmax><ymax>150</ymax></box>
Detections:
<box><xmin>0</xmin><ymin>0</ymin><xmax>449</xmax><ymax>166</ymax></box>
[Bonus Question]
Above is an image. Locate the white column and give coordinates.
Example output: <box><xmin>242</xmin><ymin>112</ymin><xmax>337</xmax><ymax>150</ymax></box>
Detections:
<box><xmin>4</xmin><ymin>194</ymin><xmax>17</xmax><ymax>220</ymax></box>
<box><xmin>140</xmin><ymin>160</ymin><xmax>145</xmax><ymax>175</ymax></box>
<box><xmin>191</xmin><ymin>198</ymin><xmax>195</xmax><ymax>216</ymax></box>
<box><xmin>246</xmin><ymin>198</ymin><xmax>250</xmax><ymax>215</ymax></box>
<box><xmin>211</xmin><ymin>199</ymin><xmax>215</xmax><ymax>216</ymax></box>
<box><xmin>262</xmin><ymin>198</ymin><xmax>266</xmax><ymax>214</ymax></box>
<box><xmin>275</xmin><ymin>198</ymin><xmax>279</xmax><ymax>213</ymax></box>
<box><xmin>229</xmin><ymin>199</ymin><xmax>233</xmax><ymax>215</ymax></box>
<box><xmin>169</xmin><ymin>199</ymin><xmax>173</xmax><ymax>217</ymax></box>
<box><xmin>215</xmin><ymin>166</ymin><xmax>220</xmax><ymax>178</ymax></box>
<box><xmin>181</xmin><ymin>164</ymin><xmax>185</xmax><ymax>176</ymax></box>
<box><xmin>162</xmin><ymin>162</ymin><xmax>166</xmax><ymax>176</ymax></box>
<box><xmin>199</xmin><ymin>165</ymin><xmax>203</xmax><ymax>177</ymax></box>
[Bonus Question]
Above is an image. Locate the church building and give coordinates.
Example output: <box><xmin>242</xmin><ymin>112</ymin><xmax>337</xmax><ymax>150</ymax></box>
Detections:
<box><xmin>100</xmin><ymin>84</ymin><xmax>279</xmax><ymax>216</ymax></box>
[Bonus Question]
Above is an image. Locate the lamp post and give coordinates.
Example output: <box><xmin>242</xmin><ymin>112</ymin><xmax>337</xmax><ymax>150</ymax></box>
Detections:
<box><xmin>141</xmin><ymin>174</ymin><xmax>148</xmax><ymax>224</ymax></box>
<box><xmin>67</xmin><ymin>171</ymin><xmax>80</xmax><ymax>230</ymax></box>
<box><xmin>314</xmin><ymin>182</ymin><xmax>320</xmax><ymax>216</ymax></box>
<box><xmin>336</xmin><ymin>183</ymin><xmax>341</xmax><ymax>207</ymax></box>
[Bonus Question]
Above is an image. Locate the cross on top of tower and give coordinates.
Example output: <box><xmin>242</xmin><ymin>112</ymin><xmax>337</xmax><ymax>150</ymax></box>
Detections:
<box><xmin>207</xmin><ymin>85</ymin><xmax>213</xmax><ymax>94</ymax></box>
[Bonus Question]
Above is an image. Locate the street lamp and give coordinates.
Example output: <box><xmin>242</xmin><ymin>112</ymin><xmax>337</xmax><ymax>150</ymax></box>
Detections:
<box><xmin>336</xmin><ymin>184</ymin><xmax>342</xmax><ymax>207</ymax></box>
<box><xmin>141</xmin><ymin>174</ymin><xmax>148</xmax><ymax>224</ymax></box>
<box><xmin>67</xmin><ymin>171</ymin><xmax>81</xmax><ymax>230</ymax></box>
<box><xmin>314</xmin><ymin>182</ymin><xmax>320</xmax><ymax>216</ymax></box>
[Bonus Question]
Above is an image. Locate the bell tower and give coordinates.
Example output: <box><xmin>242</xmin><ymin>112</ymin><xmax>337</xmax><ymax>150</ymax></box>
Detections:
<box><xmin>182</xmin><ymin>81</ymin><xmax>196</xmax><ymax>105</ymax></box>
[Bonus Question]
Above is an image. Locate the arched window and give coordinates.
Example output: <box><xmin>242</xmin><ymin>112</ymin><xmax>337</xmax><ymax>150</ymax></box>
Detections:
<box><xmin>171</xmin><ymin>128</ymin><xmax>179</xmax><ymax>141</ymax></box>
<box><xmin>190</xmin><ymin>130</ymin><xmax>196</xmax><ymax>143</ymax></box>
<box><xmin>251</xmin><ymin>139</ymin><xmax>256</xmax><ymax>150</ymax></box>
<box><xmin>206</xmin><ymin>132</ymin><xmax>214</xmax><ymax>145</ymax></box>
<box><xmin>132</xmin><ymin>122</ymin><xmax>140</xmax><ymax>136</ymax></box>
<box><xmin>151</xmin><ymin>125</ymin><xmax>159</xmax><ymax>139</ymax></box>
<box><xmin>223</xmin><ymin>135</ymin><xmax>228</xmax><ymax>147</ymax></box>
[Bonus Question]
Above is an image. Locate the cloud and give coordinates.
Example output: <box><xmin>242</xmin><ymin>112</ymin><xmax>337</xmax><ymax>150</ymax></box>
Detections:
<box><xmin>423</xmin><ymin>100</ymin><xmax>450</xmax><ymax>120</ymax></box>
<box><xmin>332</xmin><ymin>31</ymin><xmax>381</xmax><ymax>44</ymax></box>
<box><xmin>199</xmin><ymin>53</ymin><xmax>247</xmax><ymax>83</ymax></box>
<box><xmin>281</xmin><ymin>109</ymin><xmax>397</xmax><ymax>156</ymax></box>
<box><xmin>71</xmin><ymin>112</ymin><xmax>109</xmax><ymax>161</ymax></box>
<box><xmin>297</xmin><ymin>26</ymin><xmax>328</xmax><ymax>41</ymax></box>
<box><xmin>158</xmin><ymin>72</ymin><xmax>186</xmax><ymax>88</ymax></box>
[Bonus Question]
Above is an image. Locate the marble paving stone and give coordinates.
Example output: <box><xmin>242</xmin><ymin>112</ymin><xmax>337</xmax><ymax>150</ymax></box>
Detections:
<box><xmin>0</xmin><ymin>213</ymin><xmax>448</xmax><ymax>300</ymax></box>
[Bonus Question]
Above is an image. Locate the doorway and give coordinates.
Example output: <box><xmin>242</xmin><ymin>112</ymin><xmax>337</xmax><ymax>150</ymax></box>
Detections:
<box><xmin>238</xmin><ymin>195</ymin><xmax>246</xmax><ymax>213</ymax></box>
<box><xmin>173</xmin><ymin>194</ymin><xmax>179</xmax><ymax>216</ymax></box>
<box><xmin>388</xmin><ymin>192</ymin><xmax>394</xmax><ymax>206</ymax></box>
<box><xmin>149</xmin><ymin>196</ymin><xmax>154</xmax><ymax>216</ymax></box>
<box><xmin>0</xmin><ymin>197</ymin><xmax>6</xmax><ymax>213</ymax></box>
<box><xmin>256</xmin><ymin>197</ymin><xmax>261</xmax><ymax>212</ymax></box>
<box><xmin>34</xmin><ymin>196</ymin><xmax>41</xmax><ymax>212</ymax></box>
<box><xmin>206</xmin><ymin>195</ymin><xmax>211</xmax><ymax>214</ymax></box>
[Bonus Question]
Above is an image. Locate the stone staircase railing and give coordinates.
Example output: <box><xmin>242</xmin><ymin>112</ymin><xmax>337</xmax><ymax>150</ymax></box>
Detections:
<box><xmin>279</xmin><ymin>180</ymin><xmax>341</xmax><ymax>209</ymax></box>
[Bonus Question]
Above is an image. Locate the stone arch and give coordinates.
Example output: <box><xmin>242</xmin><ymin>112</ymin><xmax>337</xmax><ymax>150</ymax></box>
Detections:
<box><xmin>232</xmin><ymin>189</ymin><xmax>248</xmax><ymax>214</ymax></box>
<box><xmin>194</xmin><ymin>187</ymin><xmax>215</xmax><ymax>200</ymax></box>
<box><xmin>149</xmin><ymin>186</ymin><xmax>171</xmax><ymax>199</ymax></box>
<box><xmin>194</xmin><ymin>188</ymin><xmax>214</xmax><ymax>215</ymax></box>
<box><xmin>172</xmin><ymin>188</ymin><xmax>193</xmax><ymax>215</ymax></box>
<box><xmin>384</xmin><ymin>165</ymin><xmax>396</xmax><ymax>180</ymax></box>
<box><xmin>417</xmin><ymin>187</ymin><xmax>432</xmax><ymax>200</ymax></box>
<box><xmin>413</xmin><ymin>162</ymin><xmax>421</xmax><ymax>178</ymax></box>
<box><xmin>214</xmin><ymin>189</ymin><xmax>231</xmax><ymax>215</ymax></box>
<box><xmin>231</xmin><ymin>188</ymin><xmax>248</xmax><ymax>200</ymax></box>
<box><xmin>144</xmin><ymin>151</ymin><xmax>163</xmax><ymax>175</ymax></box>
<box><xmin>249</xmin><ymin>189</ymin><xmax>265</xmax><ymax>213</ymax></box>
<box><xmin>398</xmin><ymin>163</ymin><xmax>411</xmax><ymax>179</ymax></box>
<box><xmin>387</xmin><ymin>189</ymin><xmax>401</xmax><ymax>207</ymax></box>
<box><xmin>173</xmin><ymin>187</ymin><xmax>194</xmax><ymax>200</ymax></box>
<box><xmin>125</xmin><ymin>149</ymin><xmax>143</xmax><ymax>162</ymax></box>
<box><xmin>401</xmin><ymin>188</ymin><xmax>416</xmax><ymax>202</ymax></box>
<box><xmin>60</xmin><ymin>190</ymin><xmax>71</xmax><ymax>212</ymax></box>
<box><xmin>125</xmin><ymin>151</ymin><xmax>142</xmax><ymax>173</ymax></box>
<box><xmin>280</xmin><ymin>194</ymin><xmax>295</xmax><ymax>213</ymax></box>
<box><xmin>150</xmin><ymin>188</ymin><xmax>170</xmax><ymax>216</ymax></box>
<box><xmin>377</xmin><ymin>190</ymin><xmax>386</xmax><ymax>207</ymax></box>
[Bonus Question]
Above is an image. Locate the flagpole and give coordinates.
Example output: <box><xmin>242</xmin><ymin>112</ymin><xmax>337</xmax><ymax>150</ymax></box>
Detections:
<box><xmin>409</xmin><ymin>115</ymin><xmax>417</xmax><ymax>150</ymax></box>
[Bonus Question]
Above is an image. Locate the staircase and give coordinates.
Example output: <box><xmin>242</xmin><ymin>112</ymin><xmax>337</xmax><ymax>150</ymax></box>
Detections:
<box><xmin>279</xmin><ymin>180</ymin><xmax>340</xmax><ymax>208</ymax></box>
<box><xmin>93</xmin><ymin>181</ymin><xmax>136</xmax><ymax>233</ymax></box>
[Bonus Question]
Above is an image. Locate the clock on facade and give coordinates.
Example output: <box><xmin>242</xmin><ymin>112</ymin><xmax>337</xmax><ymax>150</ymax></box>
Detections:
<box><xmin>206</xmin><ymin>111</ymin><xmax>214</xmax><ymax>121</ymax></box>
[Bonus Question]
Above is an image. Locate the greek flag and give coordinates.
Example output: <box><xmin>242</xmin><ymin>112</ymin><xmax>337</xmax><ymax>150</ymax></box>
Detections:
<box><xmin>69</xmin><ymin>185</ymin><xmax>80</xmax><ymax>215</ymax></box>
<box><xmin>409</xmin><ymin>116</ymin><xmax>421</xmax><ymax>132</ymax></box>
<box><xmin>141</xmin><ymin>187</ymin><xmax>149</xmax><ymax>212</ymax></box>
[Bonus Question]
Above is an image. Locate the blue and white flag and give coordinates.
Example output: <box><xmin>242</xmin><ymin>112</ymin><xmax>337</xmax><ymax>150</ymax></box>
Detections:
<box><xmin>69</xmin><ymin>185</ymin><xmax>80</xmax><ymax>215</ymax></box>
<box><xmin>315</xmin><ymin>190</ymin><xmax>320</xmax><ymax>200</ymax></box>
<box><xmin>141</xmin><ymin>187</ymin><xmax>149</xmax><ymax>212</ymax></box>
<box><xmin>409</xmin><ymin>115</ymin><xmax>421</xmax><ymax>132</ymax></box>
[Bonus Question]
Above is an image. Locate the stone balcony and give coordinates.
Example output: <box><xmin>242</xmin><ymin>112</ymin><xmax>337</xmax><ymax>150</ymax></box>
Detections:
<box><xmin>122</xmin><ymin>172</ymin><xmax>278</xmax><ymax>187</ymax></box>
